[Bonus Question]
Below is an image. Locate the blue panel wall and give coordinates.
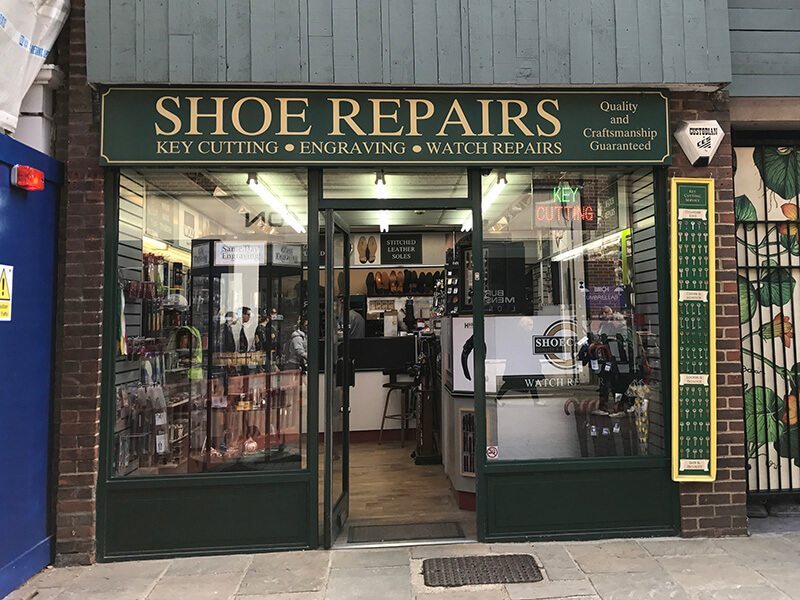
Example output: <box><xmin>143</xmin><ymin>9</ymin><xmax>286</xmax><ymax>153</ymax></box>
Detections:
<box><xmin>0</xmin><ymin>135</ymin><xmax>62</xmax><ymax>598</ymax></box>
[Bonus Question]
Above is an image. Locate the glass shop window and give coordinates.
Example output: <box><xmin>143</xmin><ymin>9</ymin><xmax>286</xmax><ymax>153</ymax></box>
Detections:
<box><xmin>480</xmin><ymin>168</ymin><xmax>665</xmax><ymax>460</ymax></box>
<box><xmin>113</xmin><ymin>169</ymin><xmax>309</xmax><ymax>476</ymax></box>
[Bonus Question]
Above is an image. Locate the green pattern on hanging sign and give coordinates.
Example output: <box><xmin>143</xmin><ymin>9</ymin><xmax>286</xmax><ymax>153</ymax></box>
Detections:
<box><xmin>671</xmin><ymin>179</ymin><xmax>717</xmax><ymax>482</ymax></box>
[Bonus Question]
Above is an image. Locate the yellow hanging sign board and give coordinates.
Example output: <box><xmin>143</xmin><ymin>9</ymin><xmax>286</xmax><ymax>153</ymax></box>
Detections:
<box><xmin>670</xmin><ymin>178</ymin><xmax>716</xmax><ymax>482</ymax></box>
<box><xmin>0</xmin><ymin>265</ymin><xmax>13</xmax><ymax>321</ymax></box>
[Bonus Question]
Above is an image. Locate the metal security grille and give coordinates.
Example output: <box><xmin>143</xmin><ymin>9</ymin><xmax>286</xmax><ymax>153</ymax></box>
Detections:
<box><xmin>735</xmin><ymin>145</ymin><xmax>800</xmax><ymax>495</ymax></box>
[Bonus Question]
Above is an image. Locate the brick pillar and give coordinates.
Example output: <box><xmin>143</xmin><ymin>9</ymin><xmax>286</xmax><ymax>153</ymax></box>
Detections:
<box><xmin>669</xmin><ymin>91</ymin><xmax>748</xmax><ymax>537</ymax></box>
<box><xmin>53</xmin><ymin>0</ymin><xmax>104</xmax><ymax>565</ymax></box>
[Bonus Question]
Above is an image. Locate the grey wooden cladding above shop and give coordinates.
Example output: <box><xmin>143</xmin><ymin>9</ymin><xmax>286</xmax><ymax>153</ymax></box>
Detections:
<box><xmin>85</xmin><ymin>0</ymin><xmax>732</xmax><ymax>86</ymax></box>
<box><xmin>98</xmin><ymin>88</ymin><xmax>670</xmax><ymax>165</ymax></box>
<box><xmin>728</xmin><ymin>0</ymin><xmax>800</xmax><ymax>97</ymax></box>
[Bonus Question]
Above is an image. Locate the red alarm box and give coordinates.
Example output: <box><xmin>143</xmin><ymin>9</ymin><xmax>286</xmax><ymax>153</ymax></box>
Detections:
<box><xmin>11</xmin><ymin>165</ymin><xmax>45</xmax><ymax>191</ymax></box>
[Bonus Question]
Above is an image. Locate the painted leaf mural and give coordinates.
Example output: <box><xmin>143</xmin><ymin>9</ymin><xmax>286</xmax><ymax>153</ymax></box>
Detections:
<box><xmin>735</xmin><ymin>194</ymin><xmax>757</xmax><ymax>231</ymax></box>
<box><xmin>744</xmin><ymin>387</ymin><xmax>782</xmax><ymax>456</ymax></box>
<box><xmin>777</xmin><ymin>203</ymin><xmax>800</xmax><ymax>255</ymax></box>
<box><xmin>774</xmin><ymin>426</ymin><xmax>800</xmax><ymax>469</ymax></box>
<box><xmin>738</xmin><ymin>275</ymin><xmax>758</xmax><ymax>324</ymax></box>
<box><xmin>758</xmin><ymin>265</ymin><xmax>796</xmax><ymax>307</ymax></box>
<box><xmin>753</xmin><ymin>147</ymin><xmax>800</xmax><ymax>200</ymax></box>
<box><xmin>736</xmin><ymin>146</ymin><xmax>800</xmax><ymax>489</ymax></box>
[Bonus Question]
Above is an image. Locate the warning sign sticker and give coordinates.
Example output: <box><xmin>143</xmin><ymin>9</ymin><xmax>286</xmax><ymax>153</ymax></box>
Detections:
<box><xmin>0</xmin><ymin>265</ymin><xmax>13</xmax><ymax>322</ymax></box>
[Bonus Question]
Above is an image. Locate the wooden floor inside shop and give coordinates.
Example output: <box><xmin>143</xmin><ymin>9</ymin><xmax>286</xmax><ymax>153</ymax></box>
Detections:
<box><xmin>344</xmin><ymin>441</ymin><xmax>476</xmax><ymax>540</ymax></box>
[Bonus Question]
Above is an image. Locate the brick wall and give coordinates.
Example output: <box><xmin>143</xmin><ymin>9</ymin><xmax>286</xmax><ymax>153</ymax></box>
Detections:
<box><xmin>669</xmin><ymin>91</ymin><xmax>748</xmax><ymax>537</ymax></box>
<box><xmin>53</xmin><ymin>0</ymin><xmax>105</xmax><ymax>566</ymax></box>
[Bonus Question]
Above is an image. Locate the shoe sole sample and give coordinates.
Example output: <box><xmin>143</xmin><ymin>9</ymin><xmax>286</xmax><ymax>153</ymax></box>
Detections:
<box><xmin>367</xmin><ymin>236</ymin><xmax>378</xmax><ymax>264</ymax></box>
<box><xmin>375</xmin><ymin>271</ymin><xmax>384</xmax><ymax>294</ymax></box>
<box><xmin>396</xmin><ymin>270</ymin><xmax>405</xmax><ymax>295</ymax></box>
<box><xmin>389</xmin><ymin>270</ymin><xmax>397</xmax><ymax>294</ymax></box>
<box><xmin>337</xmin><ymin>271</ymin><xmax>346</xmax><ymax>294</ymax></box>
<box><xmin>357</xmin><ymin>236</ymin><xmax>367</xmax><ymax>263</ymax></box>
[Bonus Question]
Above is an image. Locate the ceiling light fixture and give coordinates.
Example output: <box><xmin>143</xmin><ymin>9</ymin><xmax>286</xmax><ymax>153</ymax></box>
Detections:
<box><xmin>462</xmin><ymin>171</ymin><xmax>507</xmax><ymax>232</ymax></box>
<box><xmin>375</xmin><ymin>170</ymin><xmax>388</xmax><ymax>200</ymax></box>
<box><xmin>247</xmin><ymin>173</ymin><xmax>306</xmax><ymax>234</ymax></box>
<box><xmin>550</xmin><ymin>229</ymin><xmax>628</xmax><ymax>263</ymax></box>
<box><xmin>143</xmin><ymin>235</ymin><xmax>168</xmax><ymax>250</ymax></box>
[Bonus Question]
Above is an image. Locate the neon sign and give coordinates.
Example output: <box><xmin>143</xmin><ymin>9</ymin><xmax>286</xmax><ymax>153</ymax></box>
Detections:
<box><xmin>552</xmin><ymin>182</ymin><xmax>580</xmax><ymax>204</ymax></box>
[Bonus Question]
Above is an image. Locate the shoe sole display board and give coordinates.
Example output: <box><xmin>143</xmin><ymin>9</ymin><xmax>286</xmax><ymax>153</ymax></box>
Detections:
<box><xmin>670</xmin><ymin>177</ymin><xmax>717</xmax><ymax>482</ymax></box>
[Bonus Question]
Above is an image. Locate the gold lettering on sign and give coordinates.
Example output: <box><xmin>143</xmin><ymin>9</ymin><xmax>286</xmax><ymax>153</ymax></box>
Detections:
<box><xmin>477</xmin><ymin>99</ymin><xmax>493</xmax><ymax>136</ymax></box>
<box><xmin>329</xmin><ymin>98</ymin><xmax>366</xmax><ymax>136</ymax></box>
<box><xmin>231</xmin><ymin>97</ymin><xmax>273</xmax><ymax>136</ymax></box>
<box><xmin>277</xmin><ymin>97</ymin><xmax>311</xmax><ymax>135</ymax></box>
<box><xmin>186</xmin><ymin>96</ymin><xmax>228</xmax><ymax>135</ymax></box>
<box><xmin>370</xmin><ymin>99</ymin><xmax>404</xmax><ymax>136</ymax></box>
<box><xmin>155</xmin><ymin>96</ymin><xmax>182</xmax><ymax>135</ymax></box>
<box><xmin>436</xmin><ymin>100</ymin><xmax>475</xmax><ymax>137</ymax></box>
<box><xmin>499</xmin><ymin>100</ymin><xmax>534</xmax><ymax>136</ymax></box>
<box><xmin>536</xmin><ymin>99</ymin><xmax>561</xmax><ymax>137</ymax></box>
<box><xmin>406</xmin><ymin>99</ymin><xmax>434</xmax><ymax>136</ymax></box>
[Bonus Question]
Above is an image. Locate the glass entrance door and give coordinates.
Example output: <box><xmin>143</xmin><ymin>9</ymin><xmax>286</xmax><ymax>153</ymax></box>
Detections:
<box><xmin>323</xmin><ymin>210</ymin><xmax>351</xmax><ymax>547</ymax></box>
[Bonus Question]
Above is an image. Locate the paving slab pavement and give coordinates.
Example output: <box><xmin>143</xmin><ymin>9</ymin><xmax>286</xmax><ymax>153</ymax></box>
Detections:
<box><xmin>5</xmin><ymin>534</ymin><xmax>800</xmax><ymax>600</ymax></box>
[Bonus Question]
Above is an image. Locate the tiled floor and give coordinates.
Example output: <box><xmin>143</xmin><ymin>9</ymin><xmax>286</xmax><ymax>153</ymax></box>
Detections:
<box><xmin>7</xmin><ymin>533</ymin><xmax>800</xmax><ymax>600</ymax></box>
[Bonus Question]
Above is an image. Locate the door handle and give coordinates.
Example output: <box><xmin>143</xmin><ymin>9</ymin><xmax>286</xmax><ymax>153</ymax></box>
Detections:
<box><xmin>335</xmin><ymin>357</ymin><xmax>345</xmax><ymax>387</ymax></box>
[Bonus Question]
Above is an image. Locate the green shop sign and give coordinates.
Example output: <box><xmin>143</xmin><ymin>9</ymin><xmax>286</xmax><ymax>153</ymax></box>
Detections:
<box><xmin>99</xmin><ymin>87</ymin><xmax>670</xmax><ymax>166</ymax></box>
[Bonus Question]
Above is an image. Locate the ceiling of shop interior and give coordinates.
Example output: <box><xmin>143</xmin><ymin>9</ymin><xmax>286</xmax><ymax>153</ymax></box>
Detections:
<box><xmin>333</xmin><ymin>209</ymin><xmax>470</xmax><ymax>230</ymax></box>
<box><xmin>128</xmin><ymin>168</ymin><xmax>628</xmax><ymax>235</ymax></box>
<box><xmin>131</xmin><ymin>169</ymin><xmax>479</xmax><ymax>232</ymax></box>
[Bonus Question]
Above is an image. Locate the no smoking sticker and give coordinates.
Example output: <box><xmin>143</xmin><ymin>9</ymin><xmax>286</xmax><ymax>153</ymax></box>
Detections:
<box><xmin>486</xmin><ymin>446</ymin><xmax>499</xmax><ymax>460</ymax></box>
<box><xmin>0</xmin><ymin>265</ymin><xmax>12</xmax><ymax>322</ymax></box>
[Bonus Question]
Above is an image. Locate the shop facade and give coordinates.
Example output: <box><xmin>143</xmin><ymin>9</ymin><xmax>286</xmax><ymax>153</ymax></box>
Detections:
<box><xmin>53</xmin><ymin>1</ymin><xmax>749</xmax><ymax>565</ymax></box>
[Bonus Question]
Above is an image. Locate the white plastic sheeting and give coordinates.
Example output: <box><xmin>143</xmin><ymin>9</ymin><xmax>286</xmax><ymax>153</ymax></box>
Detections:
<box><xmin>0</xmin><ymin>0</ymin><xmax>69</xmax><ymax>132</ymax></box>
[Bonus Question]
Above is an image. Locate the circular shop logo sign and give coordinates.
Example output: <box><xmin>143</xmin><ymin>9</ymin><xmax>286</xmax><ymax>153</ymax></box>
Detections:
<box><xmin>532</xmin><ymin>319</ymin><xmax>579</xmax><ymax>371</ymax></box>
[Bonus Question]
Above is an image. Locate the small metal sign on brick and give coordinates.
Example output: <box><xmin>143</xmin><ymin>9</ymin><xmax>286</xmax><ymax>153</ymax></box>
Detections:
<box><xmin>670</xmin><ymin>178</ymin><xmax>717</xmax><ymax>482</ymax></box>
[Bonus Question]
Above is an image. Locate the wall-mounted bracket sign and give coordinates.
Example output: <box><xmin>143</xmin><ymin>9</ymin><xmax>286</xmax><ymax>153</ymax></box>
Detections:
<box><xmin>670</xmin><ymin>178</ymin><xmax>716</xmax><ymax>482</ymax></box>
<box><xmin>99</xmin><ymin>88</ymin><xmax>670</xmax><ymax>166</ymax></box>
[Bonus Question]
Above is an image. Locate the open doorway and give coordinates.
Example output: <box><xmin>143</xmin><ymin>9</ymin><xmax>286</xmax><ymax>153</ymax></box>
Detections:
<box><xmin>320</xmin><ymin>205</ymin><xmax>477</xmax><ymax>548</ymax></box>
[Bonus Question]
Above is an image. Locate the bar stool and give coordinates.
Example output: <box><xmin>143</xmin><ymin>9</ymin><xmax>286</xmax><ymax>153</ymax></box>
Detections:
<box><xmin>379</xmin><ymin>373</ymin><xmax>417</xmax><ymax>447</ymax></box>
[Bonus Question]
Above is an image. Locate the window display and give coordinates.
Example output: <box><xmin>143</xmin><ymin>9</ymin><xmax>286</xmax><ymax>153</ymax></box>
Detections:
<box><xmin>479</xmin><ymin>168</ymin><xmax>665</xmax><ymax>460</ymax></box>
<box><xmin>113</xmin><ymin>170</ymin><xmax>309</xmax><ymax>476</ymax></box>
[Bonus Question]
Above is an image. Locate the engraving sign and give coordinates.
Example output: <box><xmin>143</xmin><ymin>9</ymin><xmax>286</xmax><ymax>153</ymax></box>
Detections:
<box><xmin>671</xmin><ymin>178</ymin><xmax>717</xmax><ymax>482</ymax></box>
<box><xmin>100</xmin><ymin>88</ymin><xmax>670</xmax><ymax>165</ymax></box>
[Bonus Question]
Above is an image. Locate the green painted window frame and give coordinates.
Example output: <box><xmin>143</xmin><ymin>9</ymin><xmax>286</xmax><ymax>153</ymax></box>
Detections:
<box><xmin>96</xmin><ymin>164</ymin><xmax>675</xmax><ymax>557</ymax></box>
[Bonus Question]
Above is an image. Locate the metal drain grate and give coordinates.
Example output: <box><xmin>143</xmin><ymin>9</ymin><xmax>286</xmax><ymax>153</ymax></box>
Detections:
<box><xmin>422</xmin><ymin>554</ymin><xmax>543</xmax><ymax>587</ymax></box>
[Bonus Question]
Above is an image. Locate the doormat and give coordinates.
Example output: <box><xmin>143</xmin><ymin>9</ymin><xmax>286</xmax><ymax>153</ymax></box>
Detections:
<box><xmin>422</xmin><ymin>554</ymin><xmax>543</xmax><ymax>587</ymax></box>
<box><xmin>347</xmin><ymin>521</ymin><xmax>465</xmax><ymax>543</ymax></box>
